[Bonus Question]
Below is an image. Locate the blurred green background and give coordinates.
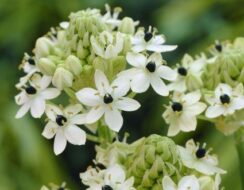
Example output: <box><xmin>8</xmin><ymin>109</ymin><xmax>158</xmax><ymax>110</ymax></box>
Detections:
<box><xmin>0</xmin><ymin>0</ymin><xmax>244</xmax><ymax>189</ymax></box>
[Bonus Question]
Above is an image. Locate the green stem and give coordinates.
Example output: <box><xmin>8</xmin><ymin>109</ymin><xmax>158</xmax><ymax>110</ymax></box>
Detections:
<box><xmin>234</xmin><ymin>128</ymin><xmax>244</xmax><ymax>188</ymax></box>
<box><xmin>86</xmin><ymin>134</ymin><xmax>101</xmax><ymax>143</ymax></box>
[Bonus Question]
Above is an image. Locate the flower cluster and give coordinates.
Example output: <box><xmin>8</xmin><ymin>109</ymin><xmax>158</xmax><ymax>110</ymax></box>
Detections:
<box><xmin>80</xmin><ymin>135</ymin><xmax>225</xmax><ymax>190</ymax></box>
<box><xmin>15</xmin><ymin>5</ymin><xmax>177</xmax><ymax>155</ymax></box>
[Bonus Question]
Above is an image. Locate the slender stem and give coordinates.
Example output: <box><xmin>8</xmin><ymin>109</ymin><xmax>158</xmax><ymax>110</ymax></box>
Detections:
<box><xmin>86</xmin><ymin>134</ymin><xmax>101</xmax><ymax>143</ymax></box>
<box><xmin>234</xmin><ymin>128</ymin><xmax>244</xmax><ymax>188</ymax></box>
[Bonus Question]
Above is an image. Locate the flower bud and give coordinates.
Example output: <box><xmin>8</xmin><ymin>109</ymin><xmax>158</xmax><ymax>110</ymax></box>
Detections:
<box><xmin>37</xmin><ymin>57</ymin><xmax>56</xmax><ymax>76</ymax></box>
<box><xmin>198</xmin><ymin>176</ymin><xmax>215</xmax><ymax>190</ymax></box>
<box><xmin>34</xmin><ymin>37</ymin><xmax>53</xmax><ymax>59</ymax></box>
<box><xmin>52</xmin><ymin>67</ymin><xmax>73</xmax><ymax>89</ymax></box>
<box><xmin>65</xmin><ymin>55</ymin><xmax>82</xmax><ymax>76</ymax></box>
<box><xmin>119</xmin><ymin>17</ymin><xmax>135</xmax><ymax>34</ymax></box>
<box><xmin>185</xmin><ymin>74</ymin><xmax>203</xmax><ymax>91</ymax></box>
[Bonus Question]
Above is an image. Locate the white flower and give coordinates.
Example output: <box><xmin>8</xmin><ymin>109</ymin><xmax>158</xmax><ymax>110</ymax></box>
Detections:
<box><xmin>205</xmin><ymin>83</ymin><xmax>244</xmax><ymax>118</ymax></box>
<box><xmin>90</xmin><ymin>31</ymin><xmax>124</xmax><ymax>59</ymax></box>
<box><xmin>168</xmin><ymin>54</ymin><xmax>206</xmax><ymax>92</ymax></box>
<box><xmin>15</xmin><ymin>75</ymin><xmax>60</xmax><ymax>118</ymax></box>
<box><xmin>76</xmin><ymin>70</ymin><xmax>140</xmax><ymax>132</ymax></box>
<box><xmin>162</xmin><ymin>175</ymin><xmax>200</xmax><ymax>190</ymax></box>
<box><xmin>131</xmin><ymin>28</ymin><xmax>177</xmax><ymax>53</ymax></box>
<box><xmin>80</xmin><ymin>164</ymin><xmax>135</xmax><ymax>190</ymax></box>
<box><xmin>42</xmin><ymin>104</ymin><xmax>86</xmax><ymax>155</ymax></box>
<box><xmin>102</xmin><ymin>4</ymin><xmax>122</xmax><ymax>28</ymax></box>
<box><xmin>59</xmin><ymin>21</ymin><xmax>69</xmax><ymax>29</ymax></box>
<box><xmin>119</xmin><ymin>52</ymin><xmax>177</xmax><ymax>96</ymax></box>
<box><xmin>178</xmin><ymin>139</ymin><xmax>226</xmax><ymax>175</ymax></box>
<box><xmin>162</xmin><ymin>91</ymin><xmax>206</xmax><ymax>136</ymax></box>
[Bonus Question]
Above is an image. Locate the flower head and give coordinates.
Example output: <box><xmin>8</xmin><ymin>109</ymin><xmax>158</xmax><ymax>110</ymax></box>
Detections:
<box><xmin>131</xmin><ymin>28</ymin><xmax>177</xmax><ymax>53</ymax></box>
<box><xmin>163</xmin><ymin>91</ymin><xmax>206</xmax><ymax>136</ymax></box>
<box><xmin>205</xmin><ymin>83</ymin><xmax>244</xmax><ymax>118</ymax></box>
<box><xmin>120</xmin><ymin>52</ymin><xmax>177</xmax><ymax>96</ymax></box>
<box><xmin>15</xmin><ymin>75</ymin><xmax>60</xmax><ymax>118</ymax></box>
<box><xmin>76</xmin><ymin>70</ymin><xmax>140</xmax><ymax>132</ymax></box>
<box><xmin>42</xmin><ymin>104</ymin><xmax>86</xmax><ymax>155</ymax></box>
<box><xmin>178</xmin><ymin>139</ymin><xmax>226</xmax><ymax>175</ymax></box>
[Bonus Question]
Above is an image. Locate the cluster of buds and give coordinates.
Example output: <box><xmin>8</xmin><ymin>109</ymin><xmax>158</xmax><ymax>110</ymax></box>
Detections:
<box><xmin>80</xmin><ymin>135</ymin><xmax>225</xmax><ymax>190</ymax></box>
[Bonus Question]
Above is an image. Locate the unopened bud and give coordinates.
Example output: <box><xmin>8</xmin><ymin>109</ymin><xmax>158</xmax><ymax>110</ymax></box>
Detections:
<box><xmin>37</xmin><ymin>58</ymin><xmax>56</xmax><ymax>76</ymax></box>
<box><xmin>52</xmin><ymin>67</ymin><xmax>73</xmax><ymax>89</ymax></box>
<box><xmin>34</xmin><ymin>37</ymin><xmax>53</xmax><ymax>59</ymax></box>
<box><xmin>65</xmin><ymin>55</ymin><xmax>82</xmax><ymax>76</ymax></box>
<box><xmin>119</xmin><ymin>17</ymin><xmax>135</xmax><ymax>34</ymax></box>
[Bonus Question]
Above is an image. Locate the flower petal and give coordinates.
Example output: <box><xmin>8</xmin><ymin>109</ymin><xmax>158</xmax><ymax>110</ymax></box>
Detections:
<box><xmin>147</xmin><ymin>44</ymin><xmax>177</xmax><ymax>53</ymax></box>
<box><xmin>41</xmin><ymin>88</ymin><xmax>60</xmax><ymax>100</ymax></box>
<box><xmin>42</xmin><ymin>121</ymin><xmax>58</xmax><ymax>139</ymax></box>
<box><xmin>64</xmin><ymin>125</ymin><xmax>86</xmax><ymax>145</ymax></box>
<box><xmin>86</xmin><ymin>106</ymin><xmax>105</xmax><ymax>124</ymax></box>
<box><xmin>126</xmin><ymin>52</ymin><xmax>147</xmax><ymax>68</ymax></box>
<box><xmin>182</xmin><ymin>90</ymin><xmax>201</xmax><ymax>105</ymax></box>
<box><xmin>105</xmin><ymin>109</ymin><xmax>123</xmax><ymax>132</ymax></box>
<box><xmin>130</xmin><ymin>72</ymin><xmax>150</xmax><ymax>93</ymax></box>
<box><xmin>167</xmin><ymin>119</ymin><xmax>181</xmax><ymax>137</ymax></box>
<box><xmin>231</xmin><ymin>97</ymin><xmax>244</xmax><ymax>110</ymax></box>
<box><xmin>150</xmin><ymin>75</ymin><xmax>169</xmax><ymax>96</ymax></box>
<box><xmin>45</xmin><ymin>104</ymin><xmax>63</xmax><ymax>121</ymax></box>
<box><xmin>112</xmin><ymin>76</ymin><xmax>130</xmax><ymax>98</ymax></box>
<box><xmin>54</xmin><ymin>130</ymin><xmax>67</xmax><ymax>155</ymax></box>
<box><xmin>30</xmin><ymin>98</ymin><xmax>45</xmax><ymax>118</ymax></box>
<box><xmin>180</xmin><ymin>114</ymin><xmax>197</xmax><ymax>132</ymax></box>
<box><xmin>64</xmin><ymin>104</ymin><xmax>83</xmax><ymax>116</ymax></box>
<box><xmin>15</xmin><ymin>91</ymin><xmax>29</xmax><ymax>105</ymax></box>
<box><xmin>115</xmin><ymin>97</ymin><xmax>141</xmax><ymax>111</ymax></box>
<box><xmin>95</xmin><ymin>70</ymin><xmax>111</xmax><ymax>94</ymax></box>
<box><xmin>215</xmin><ymin>83</ymin><xmax>232</xmax><ymax>97</ymax></box>
<box><xmin>76</xmin><ymin>88</ymin><xmax>101</xmax><ymax>106</ymax></box>
<box><xmin>15</xmin><ymin>102</ymin><xmax>31</xmax><ymax>118</ymax></box>
<box><xmin>157</xmin><ymin>65</ymin><xmax>177</xmax><ymax>81</ymax></box>
<box><xmin>70</xmin><ymin>114</ymin><xmax>87</xmax><ymax>125</ymax></box>
<box><xmin>178</xmin><ymin>176</ymin><xmax>200</xmax><ymax>190</ymax></box>
<box><xmin>185</xmin><ymin>102</ymin><xmax>206</xmax><ymax>115</ymax></box>
<box><xmin>205</xmin><ymin>105</ymin><xmax>225</xmax><ymax>118</ymax></box>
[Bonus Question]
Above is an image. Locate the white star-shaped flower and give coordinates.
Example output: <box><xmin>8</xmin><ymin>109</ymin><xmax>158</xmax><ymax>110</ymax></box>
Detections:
<box><xmin>162</xmin><ymin>91</ymin><xmax>206</xmax><ymax>136</ymax></box>
<box><xmin>42</xmin><ymin>104</ymin><xmax>86</xmax><ymax>155</ymax></box>
<box><xmin>131</xmin><ymin>28</ymin><xmax>177</xmax><ymax>53</ymax></box>
<box><xmin>80</xmin><ymin>164</ymin><xmax>135</xmax><ymax>190</ymax></box>
<box><xmin>119</xmin><ymin>52</ymin><xmax>177</xmax><ymax>96</ymax></box>
<box><xmin>178</xmin><ymin>139</ymin><xmax>226</xmax><ymax>175</ymax></box>
<box><xmin>76</xmin><ymin>70</ymin><xmax>140</xmax><ymax>132</ymax></box>
<box><xmin>205</xmin><ymin>83</ymin><xmax>244</xmax><ymax>118</ymax></box>
<box><xmin>168</xmin><ymin>54</ymin><xmax>206</xmax><ymax>92</ymax></box>
<box><xmin>162</xmin><ymin>175</ymin><xmax>200</xmax><ymax>190</ymax></box>
<box><xmin>90</xmin><ymin>31</ymin><xmax>124</xmax><ymax>59</ymax></box>
<box><xmin>15</xmin><ymin>75</ymin><xmax>60</xmax><ymax>118</ymax></box>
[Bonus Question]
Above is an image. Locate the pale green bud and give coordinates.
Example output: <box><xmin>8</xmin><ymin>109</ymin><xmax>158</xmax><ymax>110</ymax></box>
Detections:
<box><xmin>65</xmin><ymin>55</ymin><xmax>82</xmax><ymax>76</ymax></box>
<box><xmin>185</xmin><ymin>74</ymin><xmax>203</xmax><ymax>91</ymax></box>
<box><xmin>34</xmin><ymin>37</ymin><xmax>53</xmax><ymax>59</ymax></box>
<box><xmin>119</xmin><ymin>17</ymin><xmax>135</xmax><ymax>34</ymax></box>
<box><xmin>37</xmin><ymin>57</ymin><xmax>56</xmax><ymax>76</ymax></box>
<box><xmin>52</xmin><ymin>67</ymin><xmax>73</xmax><ymax>89</ymax></box>
<box><xmin>198</xmin><ymin>176</ymin><xmax>215</xmax><ymax>190</ymax></box>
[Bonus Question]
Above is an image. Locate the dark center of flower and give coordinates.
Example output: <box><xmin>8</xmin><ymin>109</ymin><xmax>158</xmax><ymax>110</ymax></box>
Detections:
<box><xmin>102</xmin><ymin>185</ymin><xmax>113</xmax><ymax>190</ymax></box>
<box><xmin>177</xmin><ymin>67</ymin><xmax>187</xmax><ymax>76</ymax></box>
<box><xmin>215</xmin><ymin>43</ymin><xmax>222</xmax><ymax>52</ymax></box>
<box><xmin>28</xmin><ymin>58</ymin><xmax>35</xmax><ymax>65</ymax></box>
<box><xmin>56</xmin><ymin>115</ymin><xmax>67</xmax><ymax>126</ymax></box>
<box><xmin>57</xmin><ymin>188</ymin><xmax>64</xmax><ymax>190</ymax></box>
<box><xmin>171</xmin><ymin>102</ymin><xmax>183</xmax><ymax>112</ymax></box>
<box><xmin>103</xmin><ymin>93</ymin><xmax>113</xmax><ymax>104</ymax></box>
<box><xmin>25</xmin><ymin>86</ymin><xmax>37</xmax><ymax>95</ymax></box>
<box><xmin>220</xmin><ymin>94</ymin><xmax>230</xmax><ymax>104</ymax></box>
<box><xmin>195</xmin><ymin>148</ymin><xmax>206</xmax><ymax>158</ymax></box>
<box><xmin>146</xmin><ymin>62</ymin><xmax>156</xmax><ymax>72</ymax></box>
<box><xmin>144</xmin><ymin>32</ymin><xmax>153</xmax><ymax>42</ymax></box>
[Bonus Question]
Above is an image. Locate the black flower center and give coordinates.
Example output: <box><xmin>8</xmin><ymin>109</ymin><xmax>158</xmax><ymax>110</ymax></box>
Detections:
<box><xmin>144</xmin><ymin>32</ymin><xmax>153</xmax><ymax>42</ymax></box>
<box><xmin>146</xmin><ymin>62</ymin><xmax>156</xmax><ymax>72</ymax></box>
<box><xmin>177</xmin><ymin>67</ymin><xmax>187</xmax><ymax>76</ymax></box>
<box><xmin>215</xmin><ymin>43</ymin><xmax>222</xmax><ymax>52</ymax></box>
<box><xmin>56</xmin><ymin>115</ymin><xmax>67</xmax><ymax>126</ymax></box>
<box><xmin>103</xmin><ymin>93</ymin><xmax>113</xmax><ymax>104</ymax></box>
<box><xmin>25</xmin><ymin>86</ymin><xmax>37</xmax><ymax>95</ymax></box>
<box><xmin>195</xmin><ymin>148</ymin><xmax>206</xmax><ymax>158</ymax></box>
<box><xmin>220</xmin><ymin>94</ymin><xmax>230</xmax><ymax>104</ymax></box>
<box><xmin>102</xmin><ymin>185</ymin><xmax>113</xmax><ymax>190</ymax></box>
<box><xmin>171</xmin><ymin>102</ymin><xmax>183</xmax><ymax>112</ymax></box>
<box><xmin>28</xmin><ymin>58</ymin><xmax>35</xmax><ymax>65</ymax></box>
<box><xmin>57</xmin><ymin>188</ymin><xmax>64</xmax><ymax>190</ymax></box>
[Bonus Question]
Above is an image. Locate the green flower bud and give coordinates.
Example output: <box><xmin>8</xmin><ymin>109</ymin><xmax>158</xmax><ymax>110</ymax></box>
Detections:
<box><xmin>124</xmin><ymin>135</ymin><xmax>182</xmax><ymax>189</ymax></box>
<box><xmin>52</xmin><ymin>67</ymin><xmax>73</xmax><ymax>89</ymax></box>
<box><xmin>198</xmin><ymin>176</ymin><xmax>216</xmax><ymax>190</ymax></box>
<box><xmin>65</xmin><ymin>55</ymin><xmax>82</xmax><ymax>76</ymax></box>
<box><xmin>37</xmin><ymin>57</ymin><xmax>56</xmax><ymax>76</ymax></box>
<box><xmin>185</xmin><ymin>74</ymin><xmax>203</xmax><ymax>91</ymax></box>
<box><xmin>34</xmin><ymin>37</ymin><xmax>54</xmax><ymax>59</ymax></box>
<box><xmin>119</xmin><ymin>17</ymin><xmax>136</xmax><ymax>34</ymax></box>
